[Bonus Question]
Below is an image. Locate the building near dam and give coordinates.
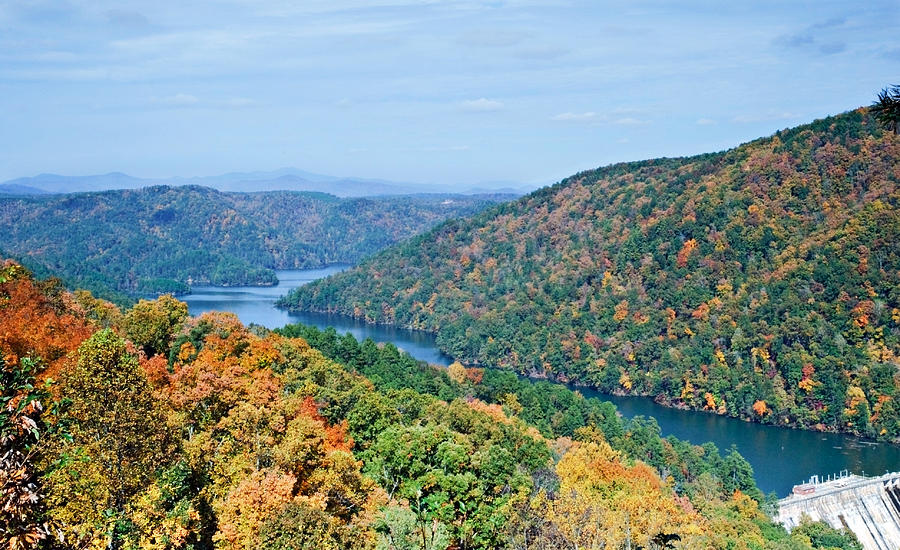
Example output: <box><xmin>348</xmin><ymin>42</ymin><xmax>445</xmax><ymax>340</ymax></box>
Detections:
<box><xmin>776</xmin><ymin>471</ymin><xmax>900</xmax><ymax>550</ymax></box>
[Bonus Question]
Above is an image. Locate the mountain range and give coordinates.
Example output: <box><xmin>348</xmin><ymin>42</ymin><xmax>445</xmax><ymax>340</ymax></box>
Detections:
<box><xmin>0</xmin><ymin>168</ymin><xmax>537</xmax><ymax>197</ymax></box>
<box><xmin>0</xmin><ymin>185</ymin><xmax>507</xmax><ymax>301</ymax></box>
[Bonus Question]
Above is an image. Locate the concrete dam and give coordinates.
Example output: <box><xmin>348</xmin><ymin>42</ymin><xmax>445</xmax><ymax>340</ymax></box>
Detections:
<box><xmin>776</xmin><ymin>472</ymin><xmax>900</xmax><ymax>550</ymax></box>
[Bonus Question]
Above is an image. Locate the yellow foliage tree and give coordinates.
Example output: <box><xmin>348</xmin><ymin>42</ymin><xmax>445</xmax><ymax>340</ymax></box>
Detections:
<box><xmin>44</xmin><ymin>329</ymin><xmax>174</xmax><ymax>549</ymax></box>
<box><xmin>121</xmin><ymin>294</ymin><xmax>188</xmax><ymax>357</ymax></box>
<box><xmin>533</xmin><ymin>440</ymin><xmax>705</xmax><ymax>549</ymax></box>
<box><xmin>447</xmin><ymin>361</ymin><xmax>467</xmax><ymax>384</ymax></box>
<box><xmin>613</xmin><ymin>300</ymin><xmax>629</xmax><ymax>323</ymax></box>
<box><xmin>844</xmin><ymin>386</ymin><xmax>868</xmax><ymax>418</ymax></box>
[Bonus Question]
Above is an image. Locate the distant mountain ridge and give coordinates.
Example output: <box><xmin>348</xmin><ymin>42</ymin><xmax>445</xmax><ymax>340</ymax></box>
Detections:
<box><xmin>1</xmin><ymin>168</ymin><xmax>538</xmax><ymax>197</ymax></box>
<box><xmin>0</xmin><ymin>183</ymin><xmax>51</xmax><ymax>195</ymax></box>
<box><xmin>282</xmin><ymin>108</ymin><xmax>900</xmax><ymax>441</ymax></box>
<box><xmin>0</xmin><ymin>172</ymin><xmax>144</xmax><ymax>194</ymax></box>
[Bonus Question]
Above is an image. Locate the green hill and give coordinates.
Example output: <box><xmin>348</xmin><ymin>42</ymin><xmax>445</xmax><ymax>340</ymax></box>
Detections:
<box><xmin>0</xmin><ymin>185</ymin><xmax>503</xmax><ymax>301</ymax></box>
<box><xmin>282</xmin><ymin>108</ymin><xmax>900</xmax><ymax>440</ymax></box>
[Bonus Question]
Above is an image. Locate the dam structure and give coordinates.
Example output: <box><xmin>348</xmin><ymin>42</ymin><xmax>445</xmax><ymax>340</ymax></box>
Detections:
<box><xmin>776</xmin><ymin>471</ymin><xmax>900</xmax><ymax>550</ymax></box>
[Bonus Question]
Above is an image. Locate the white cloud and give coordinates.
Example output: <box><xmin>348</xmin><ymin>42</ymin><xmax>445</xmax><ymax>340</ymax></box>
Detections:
<box><xmin>551</xmin><ymin>109</ymin><xmax>648</xmax><ymax>125</ymax></box>
<box><xmin>105</xmin><ymin>9</ymin><xmax>151</xmax><ymax>29</ymax></box>
<box><xmin>550</xmin><ymin>107</ymin><xmax>650</xmax><ymax>126</ymax></box>
<box><xmin>696</xmin><ymin>118</ymin><xmax>717</xmax><ymax>125</ymax></box>
<box><xmin>513</xmin><ymin>45</ymin><xmax>567</xmax><ymax>60</ymax></box>
<box><xmin>732</xmin><ymin>111</ymin><xmax>800</xmax><ymax>123</ymax></box>
<box><xmin>422</xmin><ymin>145</ymin><xmax>470</xmax><ymax>151</ymax></box>
<box><xmin>612</xmin><ymin>117</ymin><xmax>648</xmax><ymax>125</ymax></box>
<box><xmin>150</xmin><ymin>93</ymin><xmax>199</xmax><ymax>107</ymax></box>
<box><xmin>551</xmin><ymin>111</ymin><xmax>597</xmax><ymax>121</ymax></box>
<box><xmin>4</xmin><ymin>0</ymin><xmax>897</xmax><ymax>185</ymax></box>
<box><xmin>458</xmin><ymin>29</ymin><xmax>529</xmax><ymax>48</ymax></box>
<box><xmin>460</xmin><ymin>98</ymin><xmax>503</xmax><ymax>112</ymax></box>
<box><xmin>609</xmin><ymin>107</ymin><xmax>645</xmax><ymax>116</ymax></box>
<box><xmin>147</xmin><ymin>94</ymin><xmax>255</xmax><ymax>109</ymax></box>
<box><xmin>221</xmin><ymin>97</ymin><xmax>256</xmax><ymax>108</ymax></box>
<box><xmin>33</xmin><ymin>51</ymin><xmax>79</xmax><ymax>62</ymax></box>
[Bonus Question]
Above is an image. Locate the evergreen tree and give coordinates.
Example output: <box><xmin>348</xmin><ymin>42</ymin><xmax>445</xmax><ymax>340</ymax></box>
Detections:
<box><xmin>872</xmin><ymin>85</ymin><xmax>900</xmax><ymax>134</ymax></box>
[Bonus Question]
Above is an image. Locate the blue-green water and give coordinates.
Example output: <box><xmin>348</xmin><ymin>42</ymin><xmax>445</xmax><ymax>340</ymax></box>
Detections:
<box><xmin>182</xmin><ymin>266</ymin><xmax>453</xmax><ymax>366</ymax></box>
<box><xmin>182</xmin><ymin>268</ymin><xmax>900</xmax><ymax>496</ymax></box>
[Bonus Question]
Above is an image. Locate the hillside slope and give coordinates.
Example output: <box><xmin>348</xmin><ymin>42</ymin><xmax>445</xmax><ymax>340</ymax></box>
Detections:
<box><xmin>283</xmin><ymin>108</ymin><xmax>900</xmax><ymax>440</ymax></box>
<box><xmin>1</xmin><ymin>260</ymin><xmax>863</xmax><ymax>549</ymax></box>
<box><xmin>0</xmin><ymin>186</ymin><xmax>502</xmax><ymax>300</ymax></box>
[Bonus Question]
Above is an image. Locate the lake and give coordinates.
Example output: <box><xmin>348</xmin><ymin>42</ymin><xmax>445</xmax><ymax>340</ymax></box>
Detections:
<box><xmin>182</xmin><ymin>266</ymin><xmax>454</xmax><ymax>365</ymax></box>
<box><xmin>182</xmin><ymin>268</ymin><xmax>900</xmax><ymax>496</ymax></box>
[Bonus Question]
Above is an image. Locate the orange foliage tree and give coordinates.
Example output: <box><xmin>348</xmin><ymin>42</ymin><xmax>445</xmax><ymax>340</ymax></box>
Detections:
<box><xmin>0</xmin><ymin>262</ymin><xmax>94</xmax><ymax>378</ymax></box>
<box><xmin>150</xmin><ymin>312</ymin><xmax>379</xmax><ymax>549</ymax></box>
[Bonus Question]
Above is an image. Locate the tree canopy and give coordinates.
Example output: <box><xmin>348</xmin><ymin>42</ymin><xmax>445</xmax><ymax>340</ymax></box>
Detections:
<box><xmin>0</xmin><ymin>261</ymin><xmax>866</xmax><ymax>550</ymax></box>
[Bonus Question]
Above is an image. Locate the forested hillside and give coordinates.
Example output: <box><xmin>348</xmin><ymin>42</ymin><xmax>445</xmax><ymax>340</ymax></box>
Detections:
<box><xmin>0</xmin><ymin>186</ymin><xmax>501</xmax><ymax>301</ymax></box>
<box><xmin>1</xmin><ymin>261</ymin><xmax>863</xmax><ymax>549</ymax></box>
<box><xmin>283</xmin><ymin>108</ymin><xmax>900</xmax><ymax>440</ymax></box>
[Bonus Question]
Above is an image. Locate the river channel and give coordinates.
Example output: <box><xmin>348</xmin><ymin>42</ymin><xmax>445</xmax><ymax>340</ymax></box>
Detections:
<box><xmin>182</xmin><ymin>268</ymin><xmax>900</xmax><ymax>496</ymax></box>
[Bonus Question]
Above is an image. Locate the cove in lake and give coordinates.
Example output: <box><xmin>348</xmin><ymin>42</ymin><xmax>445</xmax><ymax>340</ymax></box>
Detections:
<box><xmin>181</xmin><ymin>268</ymin><xmax>900</xmax><ymax>497</ymax></box>
<box><xmin>181</xmin><ymin>266</ymin><xmax>454</xmax><ymax>366</ymax></box>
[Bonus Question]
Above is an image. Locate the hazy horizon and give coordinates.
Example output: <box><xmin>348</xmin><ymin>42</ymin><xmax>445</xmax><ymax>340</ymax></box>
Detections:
<box><xmin>3</xmin><ymin>0</ymin><xmax>898</xmax><ymax>187</ymax></box>
<box><xmin>1</xmin><ymin>165</ymin><xmax>541</xmax><ymax>189</ymax></box>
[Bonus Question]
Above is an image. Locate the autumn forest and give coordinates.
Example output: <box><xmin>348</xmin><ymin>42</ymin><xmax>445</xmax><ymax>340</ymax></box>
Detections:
<box><xmin>3</xmin><ymin>104</ymin><xmax>898</xmax><ymax>550</ymax></box>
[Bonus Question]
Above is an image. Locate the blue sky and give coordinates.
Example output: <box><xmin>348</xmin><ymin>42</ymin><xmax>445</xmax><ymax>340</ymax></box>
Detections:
<box><xmin>1</xmin><ymin>0</ymin><xmax>898</xmax><ymax>187</ymax></box>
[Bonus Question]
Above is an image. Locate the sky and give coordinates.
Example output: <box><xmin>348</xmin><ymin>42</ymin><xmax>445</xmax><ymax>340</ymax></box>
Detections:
<box><xmin>1</xmin><ymin>0</ymin><xmax>898</xmax><ymax>187</ymax></box>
